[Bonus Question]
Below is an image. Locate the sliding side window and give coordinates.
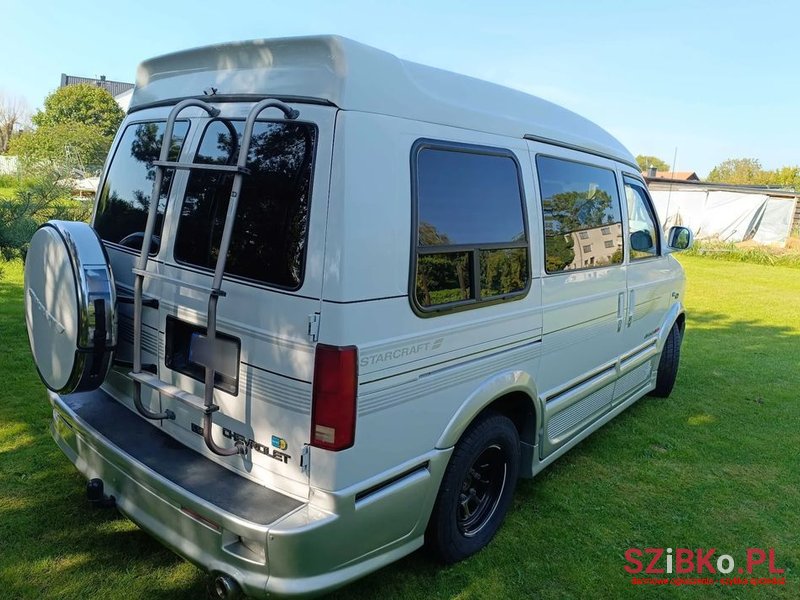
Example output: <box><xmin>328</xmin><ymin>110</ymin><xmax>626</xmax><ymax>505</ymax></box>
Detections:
<box><xmin>536</xmin><ymin>156</ymin><xmax>624</xmax><ymax>273</ymax></box>
<box><xmin>412</xmin><ymin>142</ymin><xmax>529</xmax><ymax>313</ymax></box>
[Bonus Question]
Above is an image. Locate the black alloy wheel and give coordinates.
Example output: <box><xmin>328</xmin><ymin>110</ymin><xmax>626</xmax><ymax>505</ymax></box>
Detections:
<box><xmin>427</xmin><ymin>412</ymin><xmax>520</xmax><ymax>563</ymax></box>
<box><xmin>457</xmin><ymin>444</ymin><xmax>508</xmax><ymax>537</ymax></box>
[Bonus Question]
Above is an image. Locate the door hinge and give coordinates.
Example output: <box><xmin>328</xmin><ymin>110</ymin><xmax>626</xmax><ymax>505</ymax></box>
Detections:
<box><xmin>300</xmin><ymin>444</ymin><xmax>311</xmax><ymax>475</ymax></box>
<box><xmin>307</xmin><ymin>312</ymin><xmax>320</xmax><ymax>342</ymax></box>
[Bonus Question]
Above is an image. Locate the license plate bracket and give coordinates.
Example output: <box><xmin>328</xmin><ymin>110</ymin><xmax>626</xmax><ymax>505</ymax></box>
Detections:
<box><xmin>165</xmin><ymin>316</ymin><xmax>241</xmax><ymax>395</ymax></box>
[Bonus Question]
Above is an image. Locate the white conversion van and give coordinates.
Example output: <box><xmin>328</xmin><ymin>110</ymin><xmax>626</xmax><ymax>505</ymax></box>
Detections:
<box><xmin>23</xmin><ymin>36</ymin><xmax>693</xmax><ymax>599</ymax></box>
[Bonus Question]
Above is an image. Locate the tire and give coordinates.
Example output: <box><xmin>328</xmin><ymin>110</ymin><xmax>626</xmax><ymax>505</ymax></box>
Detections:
<box><xmin>426</xmin><ymin>412</ymin><xmax>520</xmax><ymax>564</ymax></box>
<box><xmin>650</xmin><ymin>323</ymin><xmax>683</xmax><ymax>398</ymax></box>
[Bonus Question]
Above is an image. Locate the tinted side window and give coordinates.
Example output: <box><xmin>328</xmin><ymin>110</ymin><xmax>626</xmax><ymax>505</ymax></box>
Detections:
<box><xmin>418</xmin><ymin>149</ymin><xmax>527</xmax><ymax>245</ymax></box>
<box><xmin>174</xmin><ymin>120</ymin><xmax>316</xmax><ymax>289</ymax></box>
<box><xmin>536</xmin><ymin>156</ymin><xmax>624</xmax><ymax>273</ymax></box>
<box><xmin>413</xmin><ymin>144</ymin><xmax>529</xmax><ymax>311</ymax></box>
<box><xmin>624</xmin><ymin>178</ymin><xmax>660</xmax><ymax>260</ymax></box>
<box><xmin>94</xmin><ymin>121</ymin><xmax>189</xmax><ymax>253</ymax></box>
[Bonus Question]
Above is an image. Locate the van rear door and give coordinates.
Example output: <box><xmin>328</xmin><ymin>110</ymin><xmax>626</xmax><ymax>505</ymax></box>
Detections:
<box><xmin>96</xmin><ymin>102</ymin><xmax>335</xmax><ymax>499</ymax></box>
<box><xmin>528</xmin><ymin>147</ymin><xmax>628</xmax><ymax>458</ymax></box>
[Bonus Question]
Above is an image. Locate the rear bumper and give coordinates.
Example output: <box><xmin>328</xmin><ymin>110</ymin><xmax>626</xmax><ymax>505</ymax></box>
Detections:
<box><xmin>49</xmin><ymin>390</ymin><xmax>450</xmax><ymax>598</ymax></box>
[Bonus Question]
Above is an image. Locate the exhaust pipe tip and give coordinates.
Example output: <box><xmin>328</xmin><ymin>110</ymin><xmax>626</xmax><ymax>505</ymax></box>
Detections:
<box><xmin>210</xmin><ymin>574</ymin><xmax>242</xmax><ymax>600</ymax></box>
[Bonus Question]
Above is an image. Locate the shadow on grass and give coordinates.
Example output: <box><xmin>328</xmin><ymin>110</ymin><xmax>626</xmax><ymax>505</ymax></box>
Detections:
<box><xmin>2</xmin><ymin>259</ymin><xmax>799</xmax><ymax>599</ymax></box>
<box><xmin>0</xmin><ymin>273</ymin><xmax>207</xmax><ymax>600</ymax></box>
<box><xmin>2</xmin><ymin>450</ymin><xmax>240</xmax><ymax>599</ymax></box>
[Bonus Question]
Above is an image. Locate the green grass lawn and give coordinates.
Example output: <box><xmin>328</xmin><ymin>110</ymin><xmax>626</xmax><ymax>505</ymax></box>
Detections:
<box><xmin>1</xmin><ymin>256</ymin><xmax>798</xmax><ymax>599</ymax></box>
<box><xmin>0</xmin><ymin>173</ymin><xmax>20</xmax><ymax>199</ymax></box>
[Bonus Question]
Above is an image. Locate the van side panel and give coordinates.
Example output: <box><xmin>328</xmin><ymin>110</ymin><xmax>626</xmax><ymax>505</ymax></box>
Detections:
<box><xmin>313</xmin><ymin>111</ymin><xmax>543</xmax><ymax>492</ymax></box>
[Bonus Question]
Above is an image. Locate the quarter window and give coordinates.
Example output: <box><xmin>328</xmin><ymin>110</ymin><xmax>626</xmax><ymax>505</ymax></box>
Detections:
<box><xmin>94</xmin><ymin>121</ymin><xmax>189</xmax><ymax>253</ymax></box>
<box><xmin>413</xmin><ymin>144</ymin><xmax>529</xmax><ymax>311</ymax></box>
<box><xmin>536</xmin><ymin>156</ymin><xmax>624</xmax><ymax>273</ymax></box>
<box><xmin>624</xmin><ymin>178</ymin><xmax>660</xmax><ymax>260</ymax></box>
<box><xmin>174</xmin><ymin>119</ymin><xmax>316</xmax><ymax>289</ymax></box>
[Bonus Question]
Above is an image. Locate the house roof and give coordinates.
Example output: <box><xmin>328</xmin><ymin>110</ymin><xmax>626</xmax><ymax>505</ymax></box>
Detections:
<box><xmin>644</xmin><ymin>170</ymin><xmax>700</xmax><ymax>181</ymax></box>
<box><xmin>131</xmin><ymin>35</ymin><xmax>636</xmax><ymax>167</ymax></box>
<box><xmin>60</xmin><ymin>74</ymin><xmax>134</xmax><ymax>99</ymax></box>
<box><xmin>645</xmin><ymin>178</ymin><xmax>800</xmax><ymax>199</ymax></box>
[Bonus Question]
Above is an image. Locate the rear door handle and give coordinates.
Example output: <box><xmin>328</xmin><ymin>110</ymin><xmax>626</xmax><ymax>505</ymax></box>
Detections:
<box><xmin>627</xmin><ymin>289</ymin><xmax>635</xmax><ymax>327</ymax></box>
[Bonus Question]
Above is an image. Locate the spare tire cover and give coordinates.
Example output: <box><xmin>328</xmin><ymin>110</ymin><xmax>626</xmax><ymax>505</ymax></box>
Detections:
<box><xmin>24</xmin><ymin>220</ymin><xmax>117</xmax><ymax>393</ymax></box>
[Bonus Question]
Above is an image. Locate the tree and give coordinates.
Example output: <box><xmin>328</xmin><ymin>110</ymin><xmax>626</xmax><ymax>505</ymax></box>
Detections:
<box><xmin>32</xmin><ymin>84</ymin><xmax>124</xmax><ymax>138</ymax></box>
<box><xmin>10</xmin><ymin>84</ymin><xmax>124</xmax><ymax>173</ymax></box>
<box><xmin>635</xmin><ymin>155</ymin><xmax>670</xmax><ymax>173</ymax></box>
<box><xmin>419</xmin><ymin>221</ymin><xmax>452</xmax><ymax>246</ymax></box>
<box><xmin>9</xmin><ymin>122</ymin><xmax>112</xmax><ymax>172</ymax></box>
<box><xmin>706</xmin><ymin>158</ymin><xmax>766</xmax><ymax>185</ymax></box>
<box><xmin>0</xmin><ymin>92</ymin><xmax>29</xmax><ymax>154</ymax></box>
<box><xmin>705</xmin><ymin>157</ymin><xmax>800</xmax><ymax>189</ymax></box>
<box><xmin>768</xmin><ymin>166</ymin><xmax>800</xmax><ymax>189</ymax></box>
<box><xmin>0</xmin><ymin>164</ymin><xmax>90</xmax><ymax>263</ymax></box>
<box><xmin>544</xmin><ymin>233</ymin><xmax>574</xmax><ymax>273</ymax></box>
<box><xmin>542</xmin><ymin>188</ymin><xmax>616</xmax><ymax>272</ymax></box>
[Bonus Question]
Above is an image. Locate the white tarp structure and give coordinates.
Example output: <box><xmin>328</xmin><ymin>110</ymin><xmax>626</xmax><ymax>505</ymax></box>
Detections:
<box><xmin>649</xmin><ymin>188</ymin><xmax>798</xmax><ymax>246</ymax></box>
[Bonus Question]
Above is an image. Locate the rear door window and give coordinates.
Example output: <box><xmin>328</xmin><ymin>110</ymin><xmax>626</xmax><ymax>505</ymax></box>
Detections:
<box><xmin>94</xmin><ymin>121</ymin><xmax>189</xmax><ymax>253</ymax></box>
<box><xmin>173</xmin><ymin>119</ymin><xmax>317</xmax><ymax>290</ymax></box>
<box><xmin>536</xmin><ymin>156</ymin><xmax>624</xmax><ymax>273</ymax></box>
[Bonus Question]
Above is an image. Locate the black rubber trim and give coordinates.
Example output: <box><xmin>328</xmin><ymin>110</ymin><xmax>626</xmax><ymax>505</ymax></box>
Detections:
<box><xmin>355</xmin><ymin>462</ymin><xmax>429</xmax><ymax>503</ymax></box>
<box><xmin>127</xmin><ymin>94</ymin><xmax>336</xmax><ymax>114</ymax></box>
<box><xmin>523</xmin><ymin>133</ymin><xmax>639</xmax><ymax>171</ymax></box>
<box><xmin>60</xmin><ymin>389</ymin><xmax>303</xmax><ymax>525</ymax></box>
<box><xmin>117</xmin><ymin>294</ymin><xmax>159</xmax><ymax>309</ymax></box>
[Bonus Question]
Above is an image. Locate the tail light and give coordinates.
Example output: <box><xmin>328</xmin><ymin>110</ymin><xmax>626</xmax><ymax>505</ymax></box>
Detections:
<box><xmin>311</xmin><ymin>344</ymin><xmax>358</xmax><ymax>451</ymax></box>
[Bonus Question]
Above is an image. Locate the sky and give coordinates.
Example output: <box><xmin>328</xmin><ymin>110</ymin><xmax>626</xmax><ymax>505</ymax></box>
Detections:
<box><xmin>2</xmin><ymin>0</ymin><xmax>798</xmax><ymax>177</ymax></box>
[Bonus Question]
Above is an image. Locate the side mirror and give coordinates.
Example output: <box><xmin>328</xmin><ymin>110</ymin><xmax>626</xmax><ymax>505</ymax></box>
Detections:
<box><xmin>666</xmin><ymin>226</ymin><xmax>693</xmax><ymax>252</ymax></box>
<box><xmin>630</xmin><ymin>230</ymin><xmax>654</xmax><ymax>252</ymax></box>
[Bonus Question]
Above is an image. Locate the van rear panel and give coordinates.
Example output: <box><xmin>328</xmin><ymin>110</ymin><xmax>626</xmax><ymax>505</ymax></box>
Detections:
<box><xmin>94</xmin><ymin>102</ymin><xmax>337</xmax><ymax>497</ymax></box>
